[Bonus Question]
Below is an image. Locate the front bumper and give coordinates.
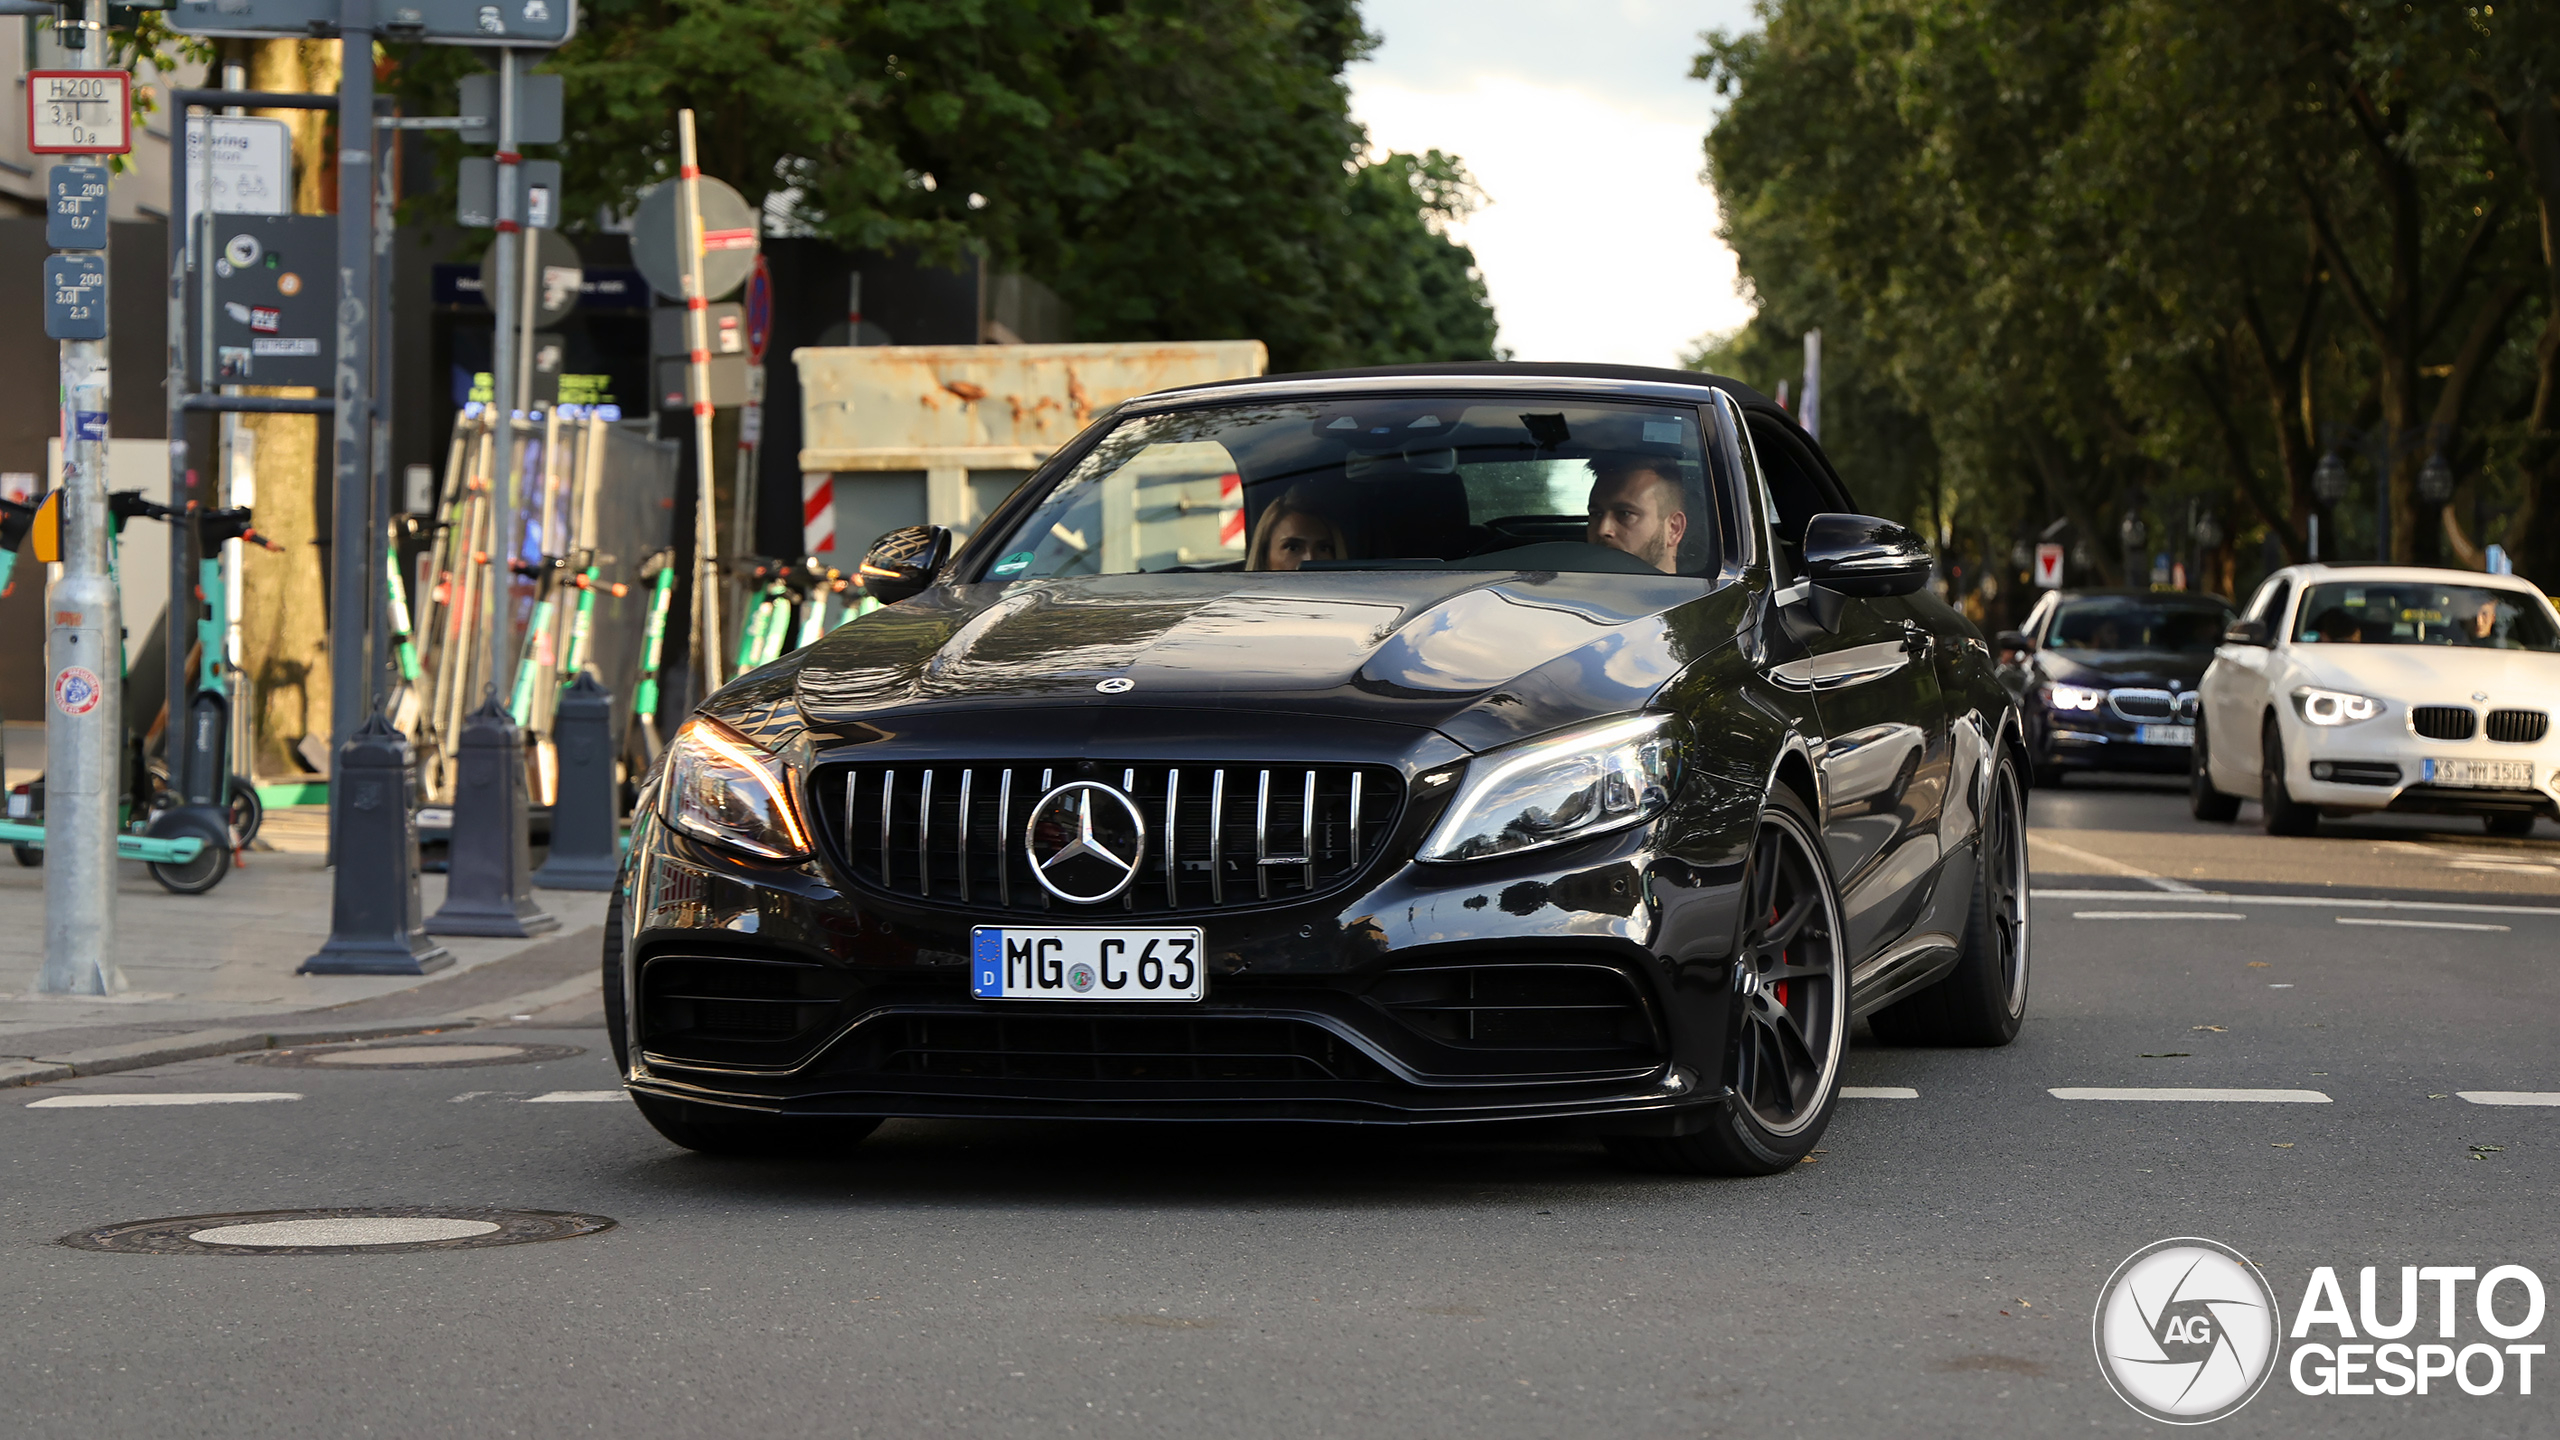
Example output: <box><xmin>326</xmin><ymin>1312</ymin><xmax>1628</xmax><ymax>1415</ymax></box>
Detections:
<box><xmin>2032</xmin><ymin>708</ymin><xmax>2194</xmax><ymax>773</ymax></box>
<box><xmin>2279</xmin><ymin>717</ymin><xmax>2560</xmax><ymax>818</ymax></box>
<box><xmin>616</xmin><ymin>809</ymin><xmax>1753</xmax><ymax>1133</ymax></box>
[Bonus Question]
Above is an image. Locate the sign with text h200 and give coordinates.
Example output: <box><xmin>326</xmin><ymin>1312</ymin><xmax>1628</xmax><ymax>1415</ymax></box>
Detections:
<box><xmin>170</xmin><ymin>0</ymin><xmax>577</xmax><ymax>45</ymax></box>
<box><xmin>28</xmin><ymin>72</ymin><xmax>131</xmax><ymax>156</ymax></box>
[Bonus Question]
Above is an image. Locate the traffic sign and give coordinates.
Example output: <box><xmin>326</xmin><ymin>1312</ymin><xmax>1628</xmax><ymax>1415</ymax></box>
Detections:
<box><xmin>2033</xmin><ymin>542</ymin><xmax>2064</xmax><ymax>589</ymax></box>
<box><xmin>28</xmin><ymin>71</ymin><xmax>131</xmax><ymax>155</ymax></box>
<box><xmin>171</xmin><ymin>0</ymin><xmax>578</xmax><ymax>45</ymax></box>
<box><xmin>475</xmin><ymin>228</ymin><xmax>584</xmax><ymax>325</ymax></box>
<box><xmin>47</xmin><ymin>165</ymin><xmax>109</xmax><ymax>250</ymax></box>
<box><xmin>44</xmin><ymin>254</ymin><xmax>108</xmax><ymax>340</ymax></box>
<box><xmin>184</xmin><ymin>116</ymin><xmax>291</xmax><ymax>227</ymax></box>
<box><xmin>457</xmin><ymin>156</ymin><xmax>562</xmax><ymax>228</ymax></box>
<box><xmin>458</xmin><ymin>71</ymin><xmax>562</xmax><ymax>145</ymax></box>
<box><xmin>631</xmin><ymin>175</ymin><xmax>756</xmax><ymax>302</ymax></box>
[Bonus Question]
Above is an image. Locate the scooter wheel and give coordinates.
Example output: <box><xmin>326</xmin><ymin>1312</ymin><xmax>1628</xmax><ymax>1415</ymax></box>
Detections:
<box><xmin>148</xmin><ymin>833</ymin><xmax>232</xmax><ymax>895</ymax></box>
<box><xmin>11</xmin><ymin>844</ymin><xmax>38</xmax><ymax>868</ymax></box>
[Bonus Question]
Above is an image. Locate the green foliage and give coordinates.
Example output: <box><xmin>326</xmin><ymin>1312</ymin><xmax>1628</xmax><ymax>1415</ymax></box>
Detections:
<box><xmin>1699</xmin><ymin>0</ymin><xmax>2560</xmax><ymax>607</ymax></box>
<box><xmin>388</xmin><ymin>0</ymin><xmax>1495</xmax><ymax>371</ymax></box>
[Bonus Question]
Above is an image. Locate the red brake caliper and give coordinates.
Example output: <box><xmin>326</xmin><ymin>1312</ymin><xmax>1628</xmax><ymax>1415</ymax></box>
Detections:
<box><xmin>1770</xmin><ymin>902</ymin><xmax>1789</xmax><ymax>1009</ymax></box>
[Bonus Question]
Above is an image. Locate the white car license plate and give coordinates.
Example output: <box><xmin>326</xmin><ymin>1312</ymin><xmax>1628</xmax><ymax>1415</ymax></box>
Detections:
<box><xmin>970</xmin><ymin>927</ymin><xmax>1205</xmax><ymax>1002</ymax></box>
<box><xmin>2137</xmin><ymin>724</ymin><xmax>2194</xmax><ymax>747</ymax></box>
<box><xmin>2423</xmin><ymin>758</ymin><xmax>2533</xmax><ymax>788</ymax></box>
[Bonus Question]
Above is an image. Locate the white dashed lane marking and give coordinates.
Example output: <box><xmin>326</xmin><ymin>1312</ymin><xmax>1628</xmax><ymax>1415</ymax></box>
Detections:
<box><xmin>2336</xmin><ymin>917</ymin><xmax>2511</xmax><ymax>932</ymax></box>
<box><xmin>2070</xmin><ymin>911</ymin><xmax>2245</xmax><ymax>921</ymax></box>
<box><xmin>27</xmin><ymin>1092</ymin><xmax>301</xmax><ymax>1108</ymax></box>
<box><xmin>2050</xmin><ymin>1087</ymin><xmax>2332</xmax><ymax>1104</ymax></box>
<box><xmin>1840</xmin><ymin>1087</ymin><xmax>1918</xmax><ymax>1100</ymax></box>
<box><xmin>2459</xmin><ymin>1092</ymin><xmax>2560</xmax><ymax>1107</ymax></box>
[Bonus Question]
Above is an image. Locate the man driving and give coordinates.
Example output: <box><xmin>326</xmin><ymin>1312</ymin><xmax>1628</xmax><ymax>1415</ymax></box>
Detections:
<box><xmin>1587</xmin><ymin>456</ymin><xmax>1688</xmax><ymax>573</ymax></box>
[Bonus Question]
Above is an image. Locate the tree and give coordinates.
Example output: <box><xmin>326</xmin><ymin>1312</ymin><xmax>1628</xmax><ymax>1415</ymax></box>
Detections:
<box><xmin>390</xmin><ymin>0</ymin><xmax>1496</xmax><ymax>371</ymax></box>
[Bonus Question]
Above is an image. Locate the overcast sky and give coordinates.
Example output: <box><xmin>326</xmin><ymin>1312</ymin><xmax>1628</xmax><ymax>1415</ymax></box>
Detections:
<box><xmin>1348</xmin><ymin>0</ymin><xmax>1762</xmax><ymax>367</ymax></box>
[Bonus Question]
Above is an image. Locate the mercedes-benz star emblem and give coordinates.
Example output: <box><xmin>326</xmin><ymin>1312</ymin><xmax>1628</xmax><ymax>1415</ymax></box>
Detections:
<box><xmin>1096</xmin><ymin>677</ymin><xmax>1135</xmax><ymax>694</ymax></box>
<box><xmin>1024</xmin><ymin>782</ymin><xmax>1148</xmax><ymax>904</ymax></box>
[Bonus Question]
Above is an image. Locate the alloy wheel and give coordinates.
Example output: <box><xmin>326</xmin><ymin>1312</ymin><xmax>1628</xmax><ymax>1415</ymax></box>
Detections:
<box><xmin>1732</xmin><ymin>811</ymin><xmax>1847</xmax><ymax>1137</ymax></box>
<box><xmin>1984</xmin><ymin>761</ymin><xmax>2030</xmax><ymax>1016</ymax></box>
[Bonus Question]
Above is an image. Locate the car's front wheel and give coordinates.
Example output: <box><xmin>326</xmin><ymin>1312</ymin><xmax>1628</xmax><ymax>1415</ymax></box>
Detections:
<box><xmin>2260</xmin><ymin>720</ymin><xmax>2319</xmax><ymax>836</ymax></box>
<box><xmin>1869</xmin><ymin>754</ymin><xmax>2029</xmax><ymax>1046</ymax></box>
<box><xmin>1607</xmin><ymin>786</ymin><xmax>1846</xmax><ymax>1176</ymax></box>
<box><xmin>2189</xmin><ymin>714</ymin><xmax>2240</xmax><ymax>822</ymax></box>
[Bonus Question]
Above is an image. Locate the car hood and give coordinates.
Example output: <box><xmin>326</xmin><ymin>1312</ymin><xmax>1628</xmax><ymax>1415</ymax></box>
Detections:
<box><xmin>2039</xmin><ymin>649</ymin><xmax>2213</xmax><ymax>689</ymax></box>
<box><xmin>782</xmin><ymin>570</ymin><xmax>1743</xmax><ymax>754</ymax></box>
<box><xmin>2289</xmin><ymin>643</ymin><xmax>2560</xmax><ymax>706</ymax></box>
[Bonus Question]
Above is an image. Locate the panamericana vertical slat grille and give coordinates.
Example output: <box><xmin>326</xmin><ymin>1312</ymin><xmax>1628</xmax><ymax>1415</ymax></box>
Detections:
<box><xmin>2487</xmin><ymin>709</ymin><xmax>2550</xmax><ymax>744</ymax></box>
<box><xmin>2412</xmin><ymin>706</ymin><xmax>2478</xmax><ymax>741</ymax></box>
<box><xmin>816</xmin><ymin>761</ymin><xmax>1403</xmax><ymax>914</ymax></box>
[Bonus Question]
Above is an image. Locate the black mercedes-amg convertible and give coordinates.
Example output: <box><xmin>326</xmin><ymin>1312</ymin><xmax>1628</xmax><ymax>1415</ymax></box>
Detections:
<box><xmin>608</xmin><ymin>362</ymin><xmax>2030</xmax><ymax>1175</ymax></box>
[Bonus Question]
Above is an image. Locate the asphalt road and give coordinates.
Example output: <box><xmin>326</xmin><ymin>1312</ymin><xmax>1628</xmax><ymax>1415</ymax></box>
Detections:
<box><xmin>4</xmin><ymin>775</ymin><xmax>2556</xmax><ymax>1439</ymax></box>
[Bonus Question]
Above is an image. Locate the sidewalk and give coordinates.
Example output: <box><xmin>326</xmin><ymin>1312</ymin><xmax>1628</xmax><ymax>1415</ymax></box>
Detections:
<box><xmin>0</xmin><ymin>804</ymin><xmax>614</xmax><ymax>1085</ymax></box>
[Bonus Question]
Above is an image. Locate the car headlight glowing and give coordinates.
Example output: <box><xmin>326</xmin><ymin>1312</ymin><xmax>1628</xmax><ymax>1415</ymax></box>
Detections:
<box><xmin>1418</xmin><ymin>713</ymin><xmax>1683</xmax><ymax>863</ymax></box>
<box><xmin>661</xmin><ymin>718</ymin><xmax>812</xmax><ymax>859</ymax></box>
<box><xmin>2292</xmin><ymin>686</ymin><xmax>2383</xmax><ymax>727</ymax></box>
<box><xmin>2047</xmin><ymin>683</ymin><xmax>2105</xmax><ymax>712</ymax></box>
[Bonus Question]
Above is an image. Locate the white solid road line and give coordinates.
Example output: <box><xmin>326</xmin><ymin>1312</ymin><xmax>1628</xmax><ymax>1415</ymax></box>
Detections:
<box><xmin>2071</xmin><ymin>911</ymin><xmax>2245</xmax><ymax>921</ymax></box>
<box><xmin>2336</xmin><ymin>917</ymin><xmax>2512</xmax><ymax>933</ymax></box>
<box><xmin>2049</xmin><ymin>1087</ymin><xmax>2332</xmax><ymax>1103</ymax></box>
<box><xmin>2458</xmin><ymin>1092</ymin><xmax>2560</xmax><ymax>1106</ymax></box>
<box><xmin>524</xmin><ymin>1090</ymin><xmax>626</xmax><ymax>1103</ymax></box>
<box><xmin>28</xmin><ymin>1092</ymin><xmax>301</xmax><ymax>1108</ymax></box>
<box><xmin>2032</xmin><ymin>888</ymin><xmax>2560</xmax><ymax>918</ymax></box>
<box><xmin>1841</xmin><ymin>1086</ymin><xmax>1919</xmax><ymax>1099</ymax></box>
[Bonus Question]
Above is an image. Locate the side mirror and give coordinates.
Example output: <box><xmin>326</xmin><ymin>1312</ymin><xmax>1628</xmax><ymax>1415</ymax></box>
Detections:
<box><xmin>2222</xmin><ymin>619</ymin><xmax>2269</xmax><ymax>647</ymax></box>
<box><xmin>858</xmin><ymin>524</ymin><xmax>952</xmax><ymax>605</ymax></box>
<box><xmin>1801</xmin><ymin>512</ymin><xmax>1932</xmax><ymax>598</ymax></box>
<box><xmin>1995</xmin><ymin>629</ymin><xmax>2032</xmax><ymax>659</ymax></box>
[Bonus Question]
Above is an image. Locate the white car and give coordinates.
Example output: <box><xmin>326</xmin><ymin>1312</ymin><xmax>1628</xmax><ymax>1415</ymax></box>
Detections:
<box><xmin>2192</xmin><ymin>564</ymin><xmax>2560</xmax><ymax>837</ymax></box>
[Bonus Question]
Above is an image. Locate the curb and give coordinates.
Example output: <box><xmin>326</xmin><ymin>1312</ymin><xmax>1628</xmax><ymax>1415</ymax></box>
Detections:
<box><xmin>0</xmin><ymin>975</ymin><xmax>603</xmax><ymax>1089</ymax></box>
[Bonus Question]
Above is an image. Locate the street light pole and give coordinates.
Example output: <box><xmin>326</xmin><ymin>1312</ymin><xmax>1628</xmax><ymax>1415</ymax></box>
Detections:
<box><xmin>39</xmin><ymin>0</ymin><xmax>123</xmax><ymax>997</ymax></box>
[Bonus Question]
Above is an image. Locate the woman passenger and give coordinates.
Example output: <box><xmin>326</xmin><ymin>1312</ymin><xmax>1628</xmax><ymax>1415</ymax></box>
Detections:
<box><xmin>1245</xmin><ymin>489</ymin><xmax>1347</xmax><ymax>572</ymax></box>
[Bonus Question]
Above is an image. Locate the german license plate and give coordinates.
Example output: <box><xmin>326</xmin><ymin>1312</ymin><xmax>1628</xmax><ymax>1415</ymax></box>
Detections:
<box><xmin>2423</xmin><ymin>758</ymin><xmax>2533</xmax><ymax>788</ymax></box>
<box><xmin>2137</xmin><ymin>724</ymin><xmax>2194</xmax><ymax>747</ymax></box>
<box><xmin>970</xmin><ymin>927</ymin><xmax>1205</xmax><ymax>1001</ymax></box>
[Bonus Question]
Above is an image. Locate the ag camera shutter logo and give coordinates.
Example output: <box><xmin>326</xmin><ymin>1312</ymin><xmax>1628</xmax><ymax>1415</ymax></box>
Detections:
<box><xmin>2094</xmin><ymin>1237</ymin><xmax>2282</xmax><ymax>1424</ymax></box>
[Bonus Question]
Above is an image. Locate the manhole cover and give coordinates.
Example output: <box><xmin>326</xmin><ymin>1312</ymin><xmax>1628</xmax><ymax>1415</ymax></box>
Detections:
<box><xmin>61</xmin><ymin>1206</ymin><xmax>615</xmax><ymax>1255</ymax></box>
<box><xmin>241</xmin><ymin>1041</ymin><xmax>585</xmax><ymax>1070</ymax></box>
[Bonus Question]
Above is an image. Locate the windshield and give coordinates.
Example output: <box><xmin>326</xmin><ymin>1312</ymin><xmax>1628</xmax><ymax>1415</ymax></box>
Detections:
<box><xmin>2293</xmin><ymin>581</ymin><xmax>2560</xmax><ymax>651</ymax></box>
<box><xmin>2045</xmin><ymin>598</ymin><xmax>2233</xmax><ymax>652</ymax></box>
<box><xmin>979</xmin><ymin>397</ymin><xmax>1723</xmax><ymax>581</ymax></box>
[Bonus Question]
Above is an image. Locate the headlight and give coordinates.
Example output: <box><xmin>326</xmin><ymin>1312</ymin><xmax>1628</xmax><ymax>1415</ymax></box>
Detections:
<box><xmin>2293</xmin><ymin>686</ymin><xmax>2383</xmax><ymax>727</ymax></box>
<box><xmin>661</xmin><ymin>718</ymin><xmax>812</xmax><ymax>859</ymax></box>
<box><xmin>2047</xmin><ymin>683</ymin><xmax>2105</xmax><ymax>712</ymax></box>
<box><xmin>1418</xmin><ymin>713</ymin><xmax>1682</xmax><ymax>863</ymax></box>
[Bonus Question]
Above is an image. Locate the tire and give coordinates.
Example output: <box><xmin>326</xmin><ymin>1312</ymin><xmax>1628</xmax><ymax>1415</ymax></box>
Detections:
<box><xmin>2484</xmin><ymin>812</ymin><xmax>2538</xmax><ymax>838</ymax></box>
<box><xmin>2189</xmin><ymin>714</ymin><xmax>2241</xmax><ymax>822</ymax></box>
<box><xmin>1868</xmin><ymin>755</ymin><xmax>2030</xmax><ymax>1047</ymax></box>
<box><xmin>1605</xmin><ymin>786</ymin><xmax>1847</xmax><ymax>1176</ymax></box>
<box><xmin>228</xmin><ymin>777</ymin><xmax>264</xmax><ymax>847</ymax></box>
<box><xmin>630</xmin><ymin>1091</ymin><xmax>883</xmax><ymax>1158</ymax></box>
<box><xmin>601</xmin><ymin>894</ymin><xmax>631</xmax><ymax>1075</ymax></box>
<box><xmin>11</xmin><ymin>844</ymin><xmax>38</xmax><ymax>868</ymax></box>
<box><xmin>147</xmin><ymin>812</ymin><xmax>232</xmax><ymax>895</ymax></box>
<box><xmin>2260</xmin><ymin>721</ymin><xmax>2319</xmax><ymax>836</ymax></box>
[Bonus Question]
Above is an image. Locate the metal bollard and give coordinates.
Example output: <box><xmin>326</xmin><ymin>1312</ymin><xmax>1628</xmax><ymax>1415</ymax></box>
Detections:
<box><xmin>302</xmin><ymin>713</ymin><xmax>452</xmax><ymax>974</ymax></box>
<box><xmin>532</xmin><ymin>673</ymin><xmax>620</xmax><ymax>891</ymax></box>
<box><xmin>425</xmin><ymin>697</ymin><xmax>559</xmax><ymax>938</ymax></box>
